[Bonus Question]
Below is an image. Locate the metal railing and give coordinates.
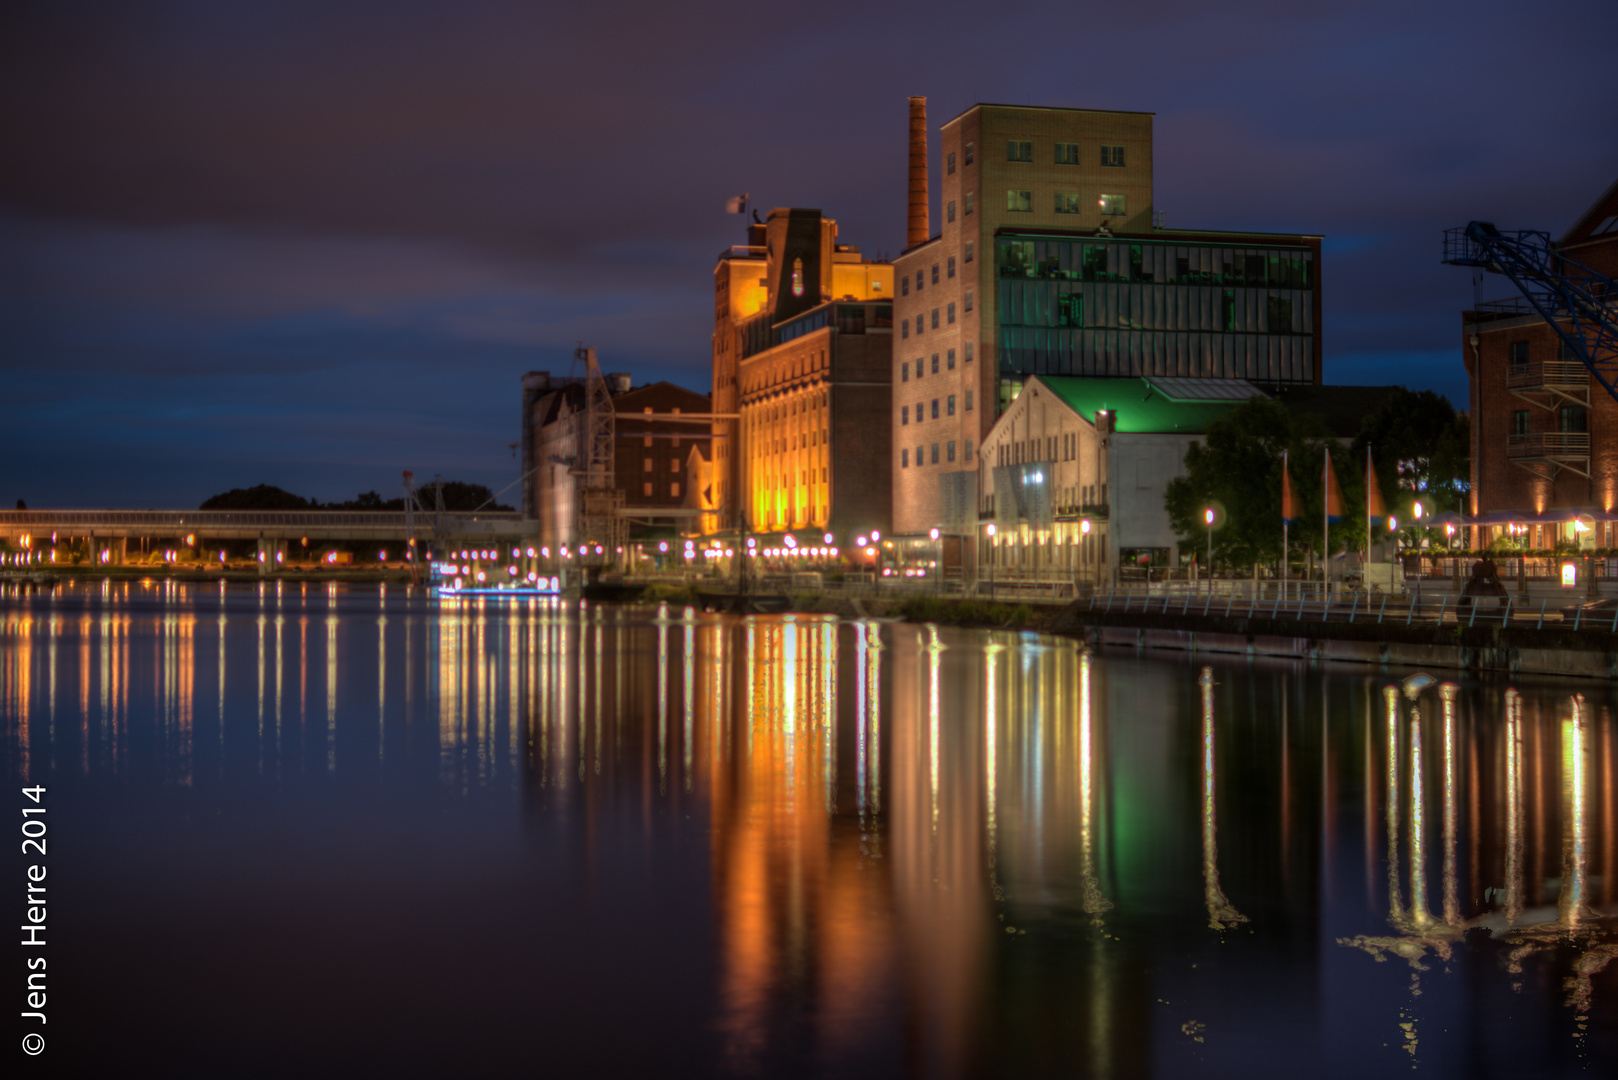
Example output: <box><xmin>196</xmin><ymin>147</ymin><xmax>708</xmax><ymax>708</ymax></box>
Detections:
<box><xmin>1507</xmin><ymin>360</ymin><xmax>1588</xmax><ymax>388</ymax></box>
<box><xmin>1506</xmin><ymin>432</ymin><xmax>1590</xmax><ymax>457</ymax></box>
<box><xmin>1087</xmin><ymin>585</ymin><xmax>1615</xmax><ymax>632</ymax></box>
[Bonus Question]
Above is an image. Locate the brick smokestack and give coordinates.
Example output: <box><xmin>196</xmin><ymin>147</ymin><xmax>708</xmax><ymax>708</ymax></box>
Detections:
<box><xmin>907</xmin><ymin>96</ymin><xmax>929</xmax><ymax>250</ymax></box>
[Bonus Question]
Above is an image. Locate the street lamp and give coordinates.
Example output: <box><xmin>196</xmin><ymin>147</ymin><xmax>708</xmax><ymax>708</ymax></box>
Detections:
<box><xmin>929</xmin><ymin>527</ymin><xmax>941</xmax><ymax>595</ymax></box>
<box><xmin>986</xmin><ymin>522</ymin><xmax>997</xmax><ymax>598</ymax></box>
<box><xmin>1204</xmin><ymin>508</ymin><xmax>1215</xmax><ymax>596</ymax></box>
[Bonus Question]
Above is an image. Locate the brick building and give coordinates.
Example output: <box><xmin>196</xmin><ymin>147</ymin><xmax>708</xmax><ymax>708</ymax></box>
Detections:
<box><xmin>891</xmin><ymin>99</ymin><xmax>1322</xmax><ymax>537</ymax></box>
<box><xmin>521</xmin><ymin>371</ymin><xmax>710</xmax><ymax>550</ymax></box>
<box><xmin>1462</xmin><ymin>176</ymin><xmax>1618</xmax><ymax>548</ymax></box>
<box><xmin>710</xmin><ymin>207</ymin><xmax>894</xmax><ymax>539</ymax></box>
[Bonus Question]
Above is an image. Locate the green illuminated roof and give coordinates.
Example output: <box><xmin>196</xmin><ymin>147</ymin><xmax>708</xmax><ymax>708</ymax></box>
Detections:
<box><xmin>1033</xmin><ymin>376</ymin><xmax>1264</xmax><ymax>433</ymax></box>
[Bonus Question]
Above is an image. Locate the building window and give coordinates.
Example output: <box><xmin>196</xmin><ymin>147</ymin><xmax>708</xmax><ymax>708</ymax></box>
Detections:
<box><xmin>643</xmin><ymin>482</ymin><xmax>653</xmax><ymax>496</ymax></box>
<box><xmin>931</xmin><ymin>264</ymin><xmax>939</xmax><ymax>285</ymax></box>
<box><xmin>916</xmin><ymin>270</ymin><xmax>924</xmax><ymax>292</ymax></box>
<box><xmin>671</xmin><ymin>482</ymin><xmax>680</xmax><ymax>498</ymax></box>
<box><xmin>964</xmin><ymin>241</ymin><xmax>974</xmax><ymax>263</ymax></box>
<box><xmin>1007</xmin><ymin>189</ymin><xmax>1033</xmax><ymax>213</ymax></box>
<box><xmin>1099</xmin><ymin>193</ymin><xmax>1127</xmax><ymax>216</ymax></box>
<box><xmin>1055</xmin><ymin>191</ymin><xmax>1082</xmax><ymax>214</ymax></box>
<box><xmin>1508</xmin><ymin>341</ymin><xmax>1529</xmax><ymax>367</ymax></box>
<box><xmin>965</xmin><ymin>142</ymin><xmax>974</xmax><ymax>165</ymax></box>
<box><xmin>931</xmin><ymin>353</ymin><xmax>940</xmax><ymax>374</ymax></box>
<box><xmin>1511</xmin><ymin>410</ymin><xmax>1529</xmax><ymax>438</ymax></box>
<box><xmin>947</xmin><ymin>395</ymin><xmax>956</xmax><ymax>416</ymax></box>
<box><xmin>965</xmin><ymin>341</ymin><xmax>974</xmax><ymax>362</ymax></box>
<box><xmin>965</xmin><ymin>438</ymin><xmax>973</xmax><ymax>461</ymax></box>
<box><xmin>931</xmin><ymin>308</ymin><xmax>939</xmax><ymax>329</ymax></box>
<box><xmin>931</xmin><ymin>398</ymin><xmax>939</xmax><ymax>419</ymax></box>
<box><xmin>671</xmin><ymin>459</ymin><xmax>681</xmax><ymax>472</ymax></box>
<box><xmin>1007</xmin><ymin>140</ymin><xmax>1032</xmax><ymax>162</ymax></box>
<box><xmin>902</xmin><ymin>405</ymin><xmax>909</xmax><ymax>425</ymax></box>
<box><xmin>947</xmin><ymin>349</ymin><xmax>956</xmax><ymax>370</ymax></box>
<box><xmin>947</xmin><ymin>151</ymin><xmax>956</xmax><ymax>175</ymax></box>
<box><xmin>1268</xmin><ymin>296</ymin><xmax>1293</xmax><ymax>333</ymax></box>
<box><xmin>965</xmin><ymin>389</ymin><xmax>974</xmax><ymax>411</ymax></box>
<box><xmin>901</xmin><ymin>276</ymin><xmax>909</xmax><ymax>296</ymax></box>
<box><xmin>901</xmin><ymin>321</ymin><xmax>909</xmax><ymax>340</ymax></box>
<box><xmin>643</xmin><ymin>457</ymin><xmax>653</xmax><ymax>472</ymax></box>
<box><xmin>643</xmin><ymin>435</ymin><xmax>652</xmax><ymax>447</ymax></box>
<box><xmin>1561</xmin><ymin>405</ymin><xmax>1588</xmax><ymax>433</ymax></box>
<box><xmin>964</xmin><ymin>192</ymin><xmax>973</xmax><ymax>215</ymax></box>
<box><xmin>947</xmin><ymin>302</ymin><xmax>956</xmax><ymax>324</ymax></box>
<box><xmin>1101</xmin><ymin>144</ymin><xmax>1125</xmax><ymax>167</ymax></box>
<box><xmin>947</xmin><ymin>201</ymin><xmax>955</xmax><ymax>223</ymax></box>
<box><xmin>916</xmin><ymin>444</ymin><xmax>925</xmax><ymax>466</ymax></box>
<box><xmin>901</xmin><ymin>361</ymin><xmax>909</xmax><ymax>382</ymax></box>
<box><xmin>947</xmin><ymin>256</ymin><xmax>956</xmax><ymax>278</ymax></box>
<box><xmin>947</xmin><ymin>441</ymin><xmax>956</xmax><ymax>462</ymax></box>
<box><xmin>1054</xmin><ymin>142</ymin><xmax>1079</xmax><ymax>165</ymax></box>
<box><xmin>902</xmin><ymin>448</ymin><xmax>909</xmax><ymax>467</ymax></box>
<box><xmin>916</xmin><ymin>315</ymin><xmax>924</xmax><ymax>335</ymax></box>
<box><xmin>931</xmin><ymin>443</ymin><xmax>939</xmax><ymax>464</ymax></box>
<box><xmin>964</xmin><ymin>290</ymin><xmax>974</xmax><ymax>312</ymax></box>
<box><xmin>791</xmin><ymin>257</ymin><xmax>804</xmax><ymax>297</ymax></box>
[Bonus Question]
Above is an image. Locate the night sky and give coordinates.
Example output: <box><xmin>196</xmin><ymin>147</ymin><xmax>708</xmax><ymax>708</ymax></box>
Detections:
<box><xmin>3</xmin><ymin>1</ymin><xmax>1615</xmax><ymax>509</ymax></box>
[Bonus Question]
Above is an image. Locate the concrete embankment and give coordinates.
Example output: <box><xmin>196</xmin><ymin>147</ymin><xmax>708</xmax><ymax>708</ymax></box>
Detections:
<box><xmin>1048</xmin><ymin>605</ymin><xmax>1618</xmax><ymax>679</ymax></box>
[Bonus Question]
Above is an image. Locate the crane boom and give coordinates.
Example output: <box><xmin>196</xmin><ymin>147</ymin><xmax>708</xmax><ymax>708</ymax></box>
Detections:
<box><xmin>1443</xmin><ymin>221</ymin><xmax>1618</xmax><ymax>403</ymax></box>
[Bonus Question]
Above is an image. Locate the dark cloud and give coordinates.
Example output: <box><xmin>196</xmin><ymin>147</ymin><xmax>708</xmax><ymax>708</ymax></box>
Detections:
<box><xmin>2</xmin><ymin>0</ymin><xmax>1614</xmax><ymax>505</ymax></box>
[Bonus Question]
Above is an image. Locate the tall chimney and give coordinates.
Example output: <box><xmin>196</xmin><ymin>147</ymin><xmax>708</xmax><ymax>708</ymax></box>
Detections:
<box><xmin>907</xmin><ymin>96</ymin><xmax>929</xmax><ymax>250</ymax></box>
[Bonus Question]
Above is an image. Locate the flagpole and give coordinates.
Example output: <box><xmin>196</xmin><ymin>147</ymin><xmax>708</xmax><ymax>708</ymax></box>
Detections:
<box><xmin>1323</xmin><ymin>446</ymin><xmax>1329</xmax><ymax>593</ymax></box>
<box><xmin>1282</xmin><ymin>449</ymin><xmax>1288</xmax><ymax>603</ymax></box>
<box><xmin>1365</xmin><ymin>443</ymin><xmax>1372</xmax><ymax>573</ymax></box>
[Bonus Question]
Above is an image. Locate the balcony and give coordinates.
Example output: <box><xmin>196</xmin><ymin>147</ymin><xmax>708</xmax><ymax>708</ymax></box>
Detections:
<box><xmin>1507</xmin><ymin>432</ymin><xmax>1590</xmax><ymax>479</ymax></box>
<box><xmin>1508</xmin><ymin>359</ymin><xmax>1589</xmax><ymax>411</ymax></box>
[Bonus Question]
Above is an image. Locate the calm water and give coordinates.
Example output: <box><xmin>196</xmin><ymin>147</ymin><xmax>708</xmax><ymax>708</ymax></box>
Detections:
<box><xmin>3</xmin><ymin>580</ymin><xmax>1616</xmax><ymax>1078</ymax></box>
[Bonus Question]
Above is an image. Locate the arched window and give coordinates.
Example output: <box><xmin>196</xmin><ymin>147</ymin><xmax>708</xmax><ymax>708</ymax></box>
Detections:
<box><xmin>791</xmin><ymin>258</ymin><xmax>804</xmax><ymax>297</ymax></box>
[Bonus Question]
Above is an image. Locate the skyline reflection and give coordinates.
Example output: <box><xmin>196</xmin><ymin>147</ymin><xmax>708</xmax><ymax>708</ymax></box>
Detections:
<box><xmin>1</xmin><ymin>582</ymin><xmax>1616</xmax><ymax>1076</ymax></box>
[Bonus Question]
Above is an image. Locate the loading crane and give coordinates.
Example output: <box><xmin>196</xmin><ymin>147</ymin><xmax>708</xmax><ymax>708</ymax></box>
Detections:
<box><xmin>1443</xmin><ymin>221</ymin><xmax>1618</xmax><ymax>403</ymax></box>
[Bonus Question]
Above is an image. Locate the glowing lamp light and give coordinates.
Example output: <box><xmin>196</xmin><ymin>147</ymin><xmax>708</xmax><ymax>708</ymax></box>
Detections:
<box><xmin>986</xmin><ymin>523</ymin><xmax>997</xmax><ymax>537</ymax></box>
<box><xmin>1413</xmin><ymin>502</ymin><xmax>1424</xmax><ymax>520</ymax></box>
<box><xmin>1562</xmin><ymin>562</ymin><xmax>1578</xmax><ymax>588</ymax></box>
<box><xmin>784</xmin><ymin>534</ymin><xmax>796</xmax><ymax>548</ymax></box>
<box><xmin>823</xmin><ymin>532</ymin><xmax>834</xmax><ymax>544</ymax></box>
<box><xmin>724</xmin><ymin>549</ymin><xmax>734</xmax><ymax>557</ymax></box>
<box><xmin>508</xmin><ymin>565</ymin><xmax>518</xmax><ymax>576</ymax></box>
<box><xmin>866</xmin><ymin>546</ymin><xmax>877</xmax><ymax>557</ymax></box>
<box><xmin>658</xmin><ymin>542</ymin><xmax>668</xmax><ymax>553</ymax></box>
<box><xmin>475</xmin><ymin>571</ymin><xmax>486</xmax><ymax>582</ymax></box>
<box><xmin>929</xmin><ymin>527</ymin><xmax>940</xmax><ymax>540</ymax></box>
<box><xmin>186</xmin><ymin>534</ymin><xmax>196</xmax><ymax>546</ymax></box>
<box><xmin>276</xmin><ymin>552</ymin><xmax>283</xmax><ymax>564</ymax></box>
<box><xmin>378</xmin><ymin>550</ymin><xmax>387</xmax><ymax>561</ymax></box>
<box><xmin>856</xmin><ymin>535</ymin><xmax>868</xmax><ymax>547</ymax></box>
<box><xmin>747</xmin><ymin>537</ymin><xmax>757</xmax><ymax>548</ymax></box>
<box><xmin>1204</xmin><ymin>508</ymin><xmax>1215</xmax><ymax>526</ymax></box>
<box><xmin>258</xmin><ymin>552</ymin><xmax>266</xmax><ymax>563</ymax></box>
<box><xmin>1081</xmin><ymin>519</ymin><xmax>1092</xmax><ymax>535</ymax></box>
<box><xmin>871</xmin><ymin>530</ymin><xmax>881</xmax><ymax>541</ymax></box>
<box><xmin>1388</xmin><ymin>516</ymin><xmax>1398</xmax><ymax>531</ymax></box>
<box><xmin>541</xmin><ymin>547</ymin><xmax>550</xmax><ymax>558</ymax></box>
<box><xmin>525</xmin><ymin>548</ymin><xmax>535</xmax><ymax>558</ymax></box>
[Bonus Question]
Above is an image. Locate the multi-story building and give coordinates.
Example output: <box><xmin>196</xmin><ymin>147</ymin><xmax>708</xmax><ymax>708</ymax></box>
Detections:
<box><xmin>1462</xmin><ymin>176</ymin><xmax>1618</xmax><ymax>548</ymax></box>
<box><xmin>522</xmin><ymin>371</ymin><xmax>710</xmax><ymax>551</ymax></box>
<box><xmin>892</xmin><ymin>100</ymin><xmax>1322</xmax><ymax>537</ymax></box>
<box><xmin>710</xmin><ymin>207</ymin><xmax>894</xmax><ymax>538</ymax></box>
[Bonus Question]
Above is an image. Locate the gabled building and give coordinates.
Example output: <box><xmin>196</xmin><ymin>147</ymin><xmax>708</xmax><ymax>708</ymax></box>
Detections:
<box><xmin>977</xmin><ymin>375</ymin><xmax>1264</xmax><ymax>578</ymax></box>
<box><xmin>1462</xmin><ymin>175</ymin><xmax>1618</xmax><ymax>548</ymax></box>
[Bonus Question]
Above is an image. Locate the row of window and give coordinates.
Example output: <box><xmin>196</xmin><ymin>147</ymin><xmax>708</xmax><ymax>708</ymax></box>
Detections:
<box><xmin>643</xmin><ymin>458</ymin><xmax>682</xmax><ymax>472</ymax></box>
<box><xmin>1509</xmin><ymin>340</ymin><xmax>1579</xmax><ymax>367</ymax></box>
<box><xmin>1511</xmin><ymin>407</ymin><xmax>1588</xmax><ymax>436</ymax></box>
<box><xmin>1005</xmin><ymin>190</ymin><xmax>1126</xmax><ymax>216</ymax></box>
<box><xmin>899</xmin><ymin>392</ymin><xmax>974</xmax><ymax>424</ymax></box>
<box><xmin>899</xmin><ymin>345</ymin><xmax>976</xmax><ymax>381</ymax></box>
<box><xmin>643</xmin><ymin>482</ymin><xmax>680</xmax><ymax>498</ymax></box>
<box><xmin>901</xmin><ymin>440</ymin><xmax>974</xmax><ymax>467</ymax></box>
<box><xmin>900</xmin><ymin>257</ymin><xmax>960</xmax><ymax>295</ymax></box>
<box><xmin>1001</xmin><ymin>239</ymin><xmax>1314</xmax><ymax>289</ymax></box>
<box><xmin>946</xmin><ymin>143</ymin><xmax>1125</xmax><ymax>171</ymax></box>
<box><xmin>900</xmin><ymin>293</ymin><xmax>974</xmax><ymax>339</ymax></box>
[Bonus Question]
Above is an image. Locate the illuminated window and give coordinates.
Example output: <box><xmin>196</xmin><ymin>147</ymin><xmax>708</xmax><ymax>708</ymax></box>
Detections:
<box><xmin>964</xmin><ymin>192</ymin><xmax>973</xmax><ymax>215</ymax></box>
<box><xmin>947</xmin><ymin>302</ymin><xmax>955</xmax><ymax>324</ymax></box>
<box><xmin>1055</xmin><ymin>191</ymin><xmax>1082</xmax><ymax>214</ymax></box>
<box><xmin>964</xmin><ymin>241</ymin><xmax>974</xmax><ymax>263</ymax></box>
<box><xmin>965</xmin><ymin>389</ymin><xmax>973</xmax><ymax>411</ymax></box>
<box><xmin>671</xmin><ymin>459</ymin><xmax>680</xmax><ymax>472</ymax></box>
<box><xmin>643</xmin><ymin>482</ymin><xmax>653</xmax><ymax>496</ymax></box>
<box><xmin>643</xmin><ymin>457</ymin><xmax>653</xmax><ymax>472</ymax></box>
<box><xmin>671</xmin><ymin>482</ymin><xmax>680</xmax><ymax>498</ymax></box>
<box><xmin>947</xmin><ymin>201</ymin><xmax>955</xmax><ymax>223</ymax></box>
<box><xmin>1007</xmin><ymin>140</ymin><xmax>1032</xmax><ymax>162</ymax></box>
<box><xmin>947</xmin><ymin>349</ymin><xmax>956</xmax><ymax>370</ymax></box>
<box><xmin>947</xmin><ymin>256</ymin><xmax>956</xmax><ymax>278</ymax></box>
<box><xmin>1054</xmin><ymin>142</ymin><xmax>1079</xmax><ymax>165</ymax></box>
<box><xmin>643</xmin><ymin>435</ymin><xmax>652</xmax><ymax>447</ymax></box>
<box><xmin>964</xmin><ymin>142</ymin><xmax>974</xmax><ymax>165</ymax></box>
<box><xmin>1007</xmin><ymin>189</ymin><xmax>1032</xmax><ymax>213</ymax></box>
<box><xmin>1101</xmin><ymin>144</ymin><xmax>1125</xmax><ymax>167</ymax></box>
<box><xmin>791</xmin><ymin>258</ymin><xmax>804</xmax><ymax>297</ymax></box>
<box><xmin>1099</xmin><ymin>193</ymin><xmax>1126</xmax><ymax>216</ymax></box>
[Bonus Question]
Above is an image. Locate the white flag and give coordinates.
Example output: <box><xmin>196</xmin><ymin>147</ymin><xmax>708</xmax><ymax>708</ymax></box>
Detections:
<box><xmin>725</xmin><ymin>193</ymin><xmax>749</xmax><ymax>214</ymax></box>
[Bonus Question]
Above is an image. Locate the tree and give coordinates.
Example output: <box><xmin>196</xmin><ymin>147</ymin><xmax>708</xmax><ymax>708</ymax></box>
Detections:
<box><xmin>200</xmin><ymin>484</ymin><xmax>316</xmax><ymax>510</ymax></box>
<box><xmin>1349</xmin><ymin>388</ymin><xmax>1469</xmax><ymax>515</ymax></box>
<box><xmin>1164</xmin><ymin>397</ymin><xmax>1365</xmax><ymax>570</ymax></box>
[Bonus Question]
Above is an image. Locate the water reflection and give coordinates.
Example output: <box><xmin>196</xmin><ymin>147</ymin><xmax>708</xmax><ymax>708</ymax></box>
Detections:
<box><xmin>1</xmin><ymin>582</ymin><xmax>1616</xmax><ymax>1075</ymax></box>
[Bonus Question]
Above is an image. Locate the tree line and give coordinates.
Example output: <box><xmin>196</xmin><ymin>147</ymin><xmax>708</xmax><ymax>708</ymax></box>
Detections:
<box><xmin>199</xmin><ymin>482</ymin><xmax>513</xmax><ymax>512</ymax></box>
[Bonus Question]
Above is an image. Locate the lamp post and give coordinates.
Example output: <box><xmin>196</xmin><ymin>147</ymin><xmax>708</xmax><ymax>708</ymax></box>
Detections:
<box><xmin>986</xmin><ymin>522</ymin><xmax>997</xmax><ymax>598</ymax></box>
<box><xmin>1411</xmin><ymin>501</ymin><xmax>1424</xmax><ymax>611</ymax></box>
<box><xmin>1204</xmin><ymin>508</ymin><xmax>1215</xmax><ymax>597</ymax></box>
<box><xmin>929</xmin><ymin>527</ymin><xmax>941</xmax><ymax>596</ymax></box>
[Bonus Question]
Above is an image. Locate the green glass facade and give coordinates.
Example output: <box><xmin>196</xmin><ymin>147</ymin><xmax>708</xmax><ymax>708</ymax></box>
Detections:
<box><xmin>996</xmin><ymin>234</ymin><xmax>1316</xmax><ymax>384</ymax></box>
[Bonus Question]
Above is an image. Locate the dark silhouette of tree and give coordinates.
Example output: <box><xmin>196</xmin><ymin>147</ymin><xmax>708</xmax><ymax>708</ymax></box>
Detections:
<box><xmin>200</xmin><ymin>485</ymin><xmax>316</xmax><ymax>510</ymax></box>
<box><xmin>1349</xmin><ymin>388</ymin><xmax>1469</xmax><ymax>514</ymax></box>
